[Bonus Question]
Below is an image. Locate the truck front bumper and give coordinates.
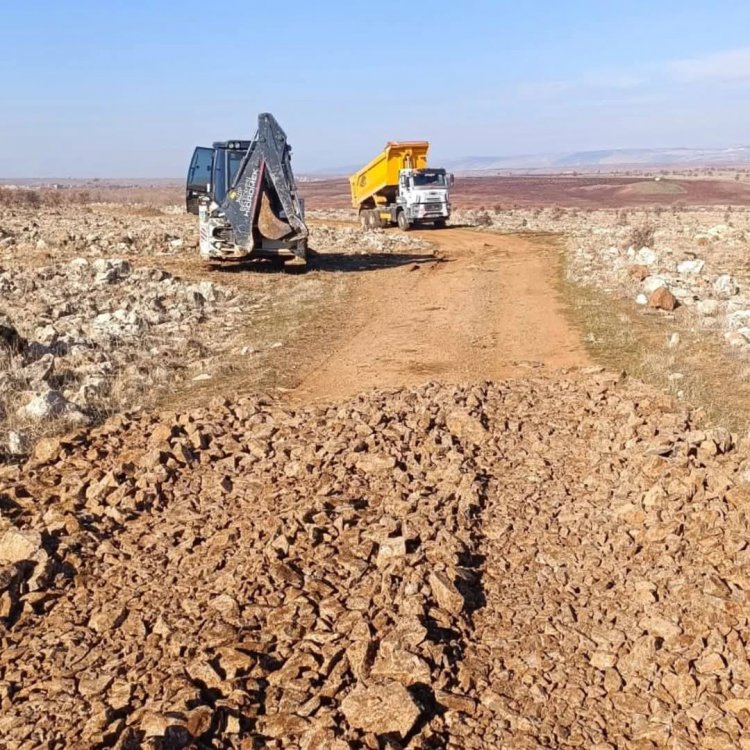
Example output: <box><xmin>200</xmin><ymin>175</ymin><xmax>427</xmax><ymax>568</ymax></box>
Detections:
<box><xmin>409</xmin><ymin>203</ymin><xmax>450</xmax><ymax>221</ymax></box>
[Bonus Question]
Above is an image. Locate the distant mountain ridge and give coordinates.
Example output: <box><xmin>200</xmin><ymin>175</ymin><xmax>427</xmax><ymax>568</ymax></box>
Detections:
<box><xmin>440</xmin><ymin>146</ymin><xmax>750</xmax><ymax>172</ymax></box>
<box><xmin>301</xmin><ymin>146</ymin><xmax>750</xmax><ymax>177</ymax></box>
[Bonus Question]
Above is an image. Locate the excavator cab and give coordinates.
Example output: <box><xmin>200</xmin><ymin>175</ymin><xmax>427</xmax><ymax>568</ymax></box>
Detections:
<box><xmin>186</xmin><ymin>142</ymin><xmax>250</xmax><ymax>215</ymax></box>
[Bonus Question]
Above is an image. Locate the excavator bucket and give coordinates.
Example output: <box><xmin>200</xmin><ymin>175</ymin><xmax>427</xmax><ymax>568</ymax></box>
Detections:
<box><xmin>258</xmin><ymin>189</ymin><xmax>292</xmax><ymax>241</ymax></box>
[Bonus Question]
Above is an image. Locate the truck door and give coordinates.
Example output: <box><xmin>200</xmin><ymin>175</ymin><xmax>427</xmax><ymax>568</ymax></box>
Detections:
<box><xmin>186</xmin><ymin>146</ymin><xmax>215</xmax><ymax>215</ymax></box>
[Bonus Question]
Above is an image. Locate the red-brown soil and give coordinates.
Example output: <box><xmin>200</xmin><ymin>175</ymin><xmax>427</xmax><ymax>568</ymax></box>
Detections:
<box><xmin>301</xmin><ymin>175</ymin><xmax>750</xmax><ymax>210</ymax></box>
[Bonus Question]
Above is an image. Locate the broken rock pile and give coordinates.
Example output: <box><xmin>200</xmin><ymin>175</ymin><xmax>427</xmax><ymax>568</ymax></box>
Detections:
<box><xmin>0</xmin><ymin>205</ymin><xmax>194</xmax><ymax>258</ymax></box>
<box><xmin>0</xmin><ymin>258</ymin><xmax>240</xmax><ymax>457</ymax></box>
<box><xmin>2</xmin><ymin>372</ymin><xmax>750</xmax><ymax>747</ymax></box>
<box><xmin>566</xmin><ymin>213</ymin><xmax>750</xmax><ymax>353</ymax></box>
<box><xmin>309</xmin><ymin>224</ymin><xmax>429</xmax><ymax>255</ymax></box>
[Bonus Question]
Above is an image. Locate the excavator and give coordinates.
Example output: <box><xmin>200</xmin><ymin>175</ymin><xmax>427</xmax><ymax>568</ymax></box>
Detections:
<box><xmin>186</xmin><ymin>113</ymin><xmax>309</xmax><ymax>268</ymax></box>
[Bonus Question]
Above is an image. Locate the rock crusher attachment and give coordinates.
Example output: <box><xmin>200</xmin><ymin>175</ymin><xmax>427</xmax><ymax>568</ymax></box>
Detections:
<box><xmin>187</xmin><ymin>113</ymin><xmax>308</xmax><ymax>267</ymax></box>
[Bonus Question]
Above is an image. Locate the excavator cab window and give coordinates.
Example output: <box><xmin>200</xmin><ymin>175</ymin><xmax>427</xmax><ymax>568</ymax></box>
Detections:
<box><xmin>186</xmin><ymin>146</ymin><xmax>215</xmax><ymax>214</ymax></box>
<box><xmin>211</xmin><ymin>148</ymin><xmax>247</xmax><ymax>206</ymax></box>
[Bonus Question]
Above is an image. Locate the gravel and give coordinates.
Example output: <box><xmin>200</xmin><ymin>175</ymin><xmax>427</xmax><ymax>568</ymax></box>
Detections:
<box><xmin>2</xmin><ymin>371</ymin><xmax>750</xmax><ymax>747</ymax></box>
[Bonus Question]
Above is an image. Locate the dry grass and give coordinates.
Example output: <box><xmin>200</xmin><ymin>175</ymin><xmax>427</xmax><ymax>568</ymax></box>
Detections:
<box><xmin>0</xmin><ymin>329</ymin><xmax>189</xmax><ymax>460</ymax></box>
<box><xmin>0</xmin><ymin>184</ymin><xmax>182</xmax><ymax>208</ymax></box>
<box><xmin>626</xmin><ymin>222</ymin><xmax>656</xmax><ymax>248</ymax></box>
<box><xmin>156</xmin><ymin>272</ymin><xmax>352</xmax><ymax>412</ymax></box>
<box><xmin>560</xmin><ymin>267</ymin><xmax>750</xmax><ymax>433</ymax></box>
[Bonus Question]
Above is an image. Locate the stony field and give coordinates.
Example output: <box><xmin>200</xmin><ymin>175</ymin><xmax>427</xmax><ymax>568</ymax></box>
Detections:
<box><xmin>453</xmin><ymin>204</ymin><xmax>750</xmax><ymax>347</ymax></box>
<box><xmin>0</xmin><ymin>205</ymin><xmax>427</xmax><ymax>461</ymax></box>
<box><xmin>4</xmin><ymin>195</ymin><xmax>750</xmax><ymax>749</ymax></box>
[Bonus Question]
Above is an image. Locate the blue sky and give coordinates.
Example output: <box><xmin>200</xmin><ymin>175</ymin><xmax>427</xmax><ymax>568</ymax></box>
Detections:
<box><xmin>2</xmin><ymin>0</ymin><xmax>750</xmax><ymax>176</ymax></box>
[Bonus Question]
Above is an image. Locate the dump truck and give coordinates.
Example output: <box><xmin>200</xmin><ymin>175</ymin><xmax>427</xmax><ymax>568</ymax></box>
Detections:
<box><xmin>350</xmin><ymin>141</ymin><xmax>453</xmax><ymax>230</ymax></box>
<box><xmin>186</xmin><ymin>113</ymin><xmax>308</xmax><ymax>267</ymax></box>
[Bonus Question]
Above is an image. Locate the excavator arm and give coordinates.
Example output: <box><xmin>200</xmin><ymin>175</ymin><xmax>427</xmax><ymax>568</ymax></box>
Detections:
<box><xmin>221</xmin><ymin>113</ymin><xmax>308</xmax><ymax>258</ymax></box>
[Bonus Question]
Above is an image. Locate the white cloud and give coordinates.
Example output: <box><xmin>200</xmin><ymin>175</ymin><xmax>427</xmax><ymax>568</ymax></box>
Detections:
<box><xmin>667</xmin><ymin>47</ymin><xmax>750</xmax><ymax>82</ymax></box>
<box><xmin>518</xmin><ymin>46</ymin><xmax>750</xmax><ymax>104</ymax></box>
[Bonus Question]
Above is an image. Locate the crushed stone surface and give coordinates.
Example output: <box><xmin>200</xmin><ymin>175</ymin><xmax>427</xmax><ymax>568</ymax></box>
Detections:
<box><xmin>2</xmin><ymin>372</ymin><xmax>750</xmax><ymax>748</ymax></box>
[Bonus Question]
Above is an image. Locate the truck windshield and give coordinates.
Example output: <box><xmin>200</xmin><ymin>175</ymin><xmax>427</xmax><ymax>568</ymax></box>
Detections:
<box><xmin>413</xmin><ymin>172</ymin><xmax>446</xmax><ymax>188</ymax></box>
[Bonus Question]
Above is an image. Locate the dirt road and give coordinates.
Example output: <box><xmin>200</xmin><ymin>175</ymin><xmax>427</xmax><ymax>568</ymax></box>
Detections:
<box><xmin>298</xmin><ymin>227</ymin><xmax>588</xmax><ymax>400</ymax></box>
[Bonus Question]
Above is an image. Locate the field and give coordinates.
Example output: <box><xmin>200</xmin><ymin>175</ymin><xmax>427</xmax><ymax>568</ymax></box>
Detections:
<box><xmin>3</xmin><ymin>174</ymin><xmax>750</xmax><ymax>748</ymax></box>
<box><xmin>301</xmin><ymin>172</ymin><xmax>750</xmax><ymax>210</ymax></box>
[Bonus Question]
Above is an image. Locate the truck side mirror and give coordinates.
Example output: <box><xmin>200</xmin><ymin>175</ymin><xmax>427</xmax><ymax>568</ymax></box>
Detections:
<box><xmin>449</xmin><ymin>173</ymin><xmax>455</xmax><ymax>187</ymax></box>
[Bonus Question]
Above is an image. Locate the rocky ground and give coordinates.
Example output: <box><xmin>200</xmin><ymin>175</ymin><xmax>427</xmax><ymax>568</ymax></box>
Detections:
<box><xmin>0</xmin><ymin>204</ymin><xmax>191</xmax><ymax>259</ymax></box>
<box><xmin>0</xmin><ymin>259</ymin><xmax>240</xmax><ymax>457</ymax></box>
<box><xmin>3</xmin><ymin>371</ymin><xmax>750</xmax><ymax>748</ymax></box>
<box><xmin>4</xmin><ymin>197</ymin><xmax>750</xmax><ymax>749</ymax></box>
<box><xmin>0</xmin><ymin>206</ymin><xmax>426</xmax><ymax>262</ymax></box>
<box><xmin>452</xmin><ymin>205</ymin><xmax>750</xmax><ymax>352</ymax></box>
<box><xmin>0</xmin><ymin>205</ymin><xmax>427</xmax><ymax>460</ymax></box>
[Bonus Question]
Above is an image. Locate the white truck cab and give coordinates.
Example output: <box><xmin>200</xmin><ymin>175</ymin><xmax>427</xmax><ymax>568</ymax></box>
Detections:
<box><xmin>396</xmin><ymin>168</ymin><xmax>453</xmax><ymax>228</ymax></box>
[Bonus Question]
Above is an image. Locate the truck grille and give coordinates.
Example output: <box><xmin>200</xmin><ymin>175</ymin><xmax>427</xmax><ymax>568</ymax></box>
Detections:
<box><xmin>423</xmin><ymin>203</ymin><xmax>443</xmax><ymax>213</ymax></box>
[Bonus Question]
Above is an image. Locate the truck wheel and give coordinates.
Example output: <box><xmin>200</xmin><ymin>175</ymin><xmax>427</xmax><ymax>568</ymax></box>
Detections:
<box><xmin>397</xmin><ymin>211</ymin><xmax>410</xmax><ymax>231</ymax></box>
<box><xmin>368</xmin><ymin>211</ymin><xmax>382</xmax><ymax>229</ymax></box>
<box><xmin>359</xmin><ymin>211</ymin><xmax>369</xmax><ymax>230</ymax></box>
<box><xmin>434</xmin><ymin>219</ymin><xmax>446</xmax><ymax>229</ymax></box>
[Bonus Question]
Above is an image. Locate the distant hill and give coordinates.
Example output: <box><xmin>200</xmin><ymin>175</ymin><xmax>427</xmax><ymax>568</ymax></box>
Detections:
<box><xmin>302</xmin><ymin>146</ymin><xmax>750</xmax><ymax>178</ymax></box>
<box><xmin>441</xmin><ymin>147</ymin><xmax>750</xmax><ymax>172</ymax></box>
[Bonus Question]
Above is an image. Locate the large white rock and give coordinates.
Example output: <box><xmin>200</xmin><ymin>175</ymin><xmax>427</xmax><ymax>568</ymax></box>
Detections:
<box><xmin>727</xmin><ymin>310</ymin><xmax>750</xmax><ymax>330</ymax></box>
<box><xmin>34</xmin><ymin>325</ymin><xmax>58</xmax><ymax>345</ymax></box>
<box><xmin>714</xmin><ymin>275</ymin><xmax>739</xmax><ymax>298</ymax></box>
<box><xmin>7</xmin><ymin>430</ymin><xmax>29</xmax><ymax>456</ymax></box>
<box><xmin>725</xmin><ymin>331</ymin><xmax>747</xmax><ymax>348</ymax></box>
<box><xmin>696</xmin><ymin>299</ymin><xmax>720</xmax><ymax>317</ymax></box>
<box><xmin>677</xmin><ymin>259</ymin><xmax>705</xmax><ymax>275</ymax></box>
<box><xmin>19</xmin><ymin>389</ymin><xmax>84</xmax><ymax>421</ymax></box>
<box><xmin>635</xmin><ymin>248</ymin><xmax>658</xmax><ymax>266</ymax></box>
<box><xmin>671</xmin><ymin>287</ymin><xmax>694</xmax><ymax>300</ymax></box>
<box><xmin>92</xmin><ymin>308</ymin><xmax>141</xmax><ymax>337</ymax></box>
<box><xmin>195</xmin><ymin>280</ymin><xmax>225</xmax><ymax>302</ymax></box>
<box><xmin>642</xmin><ymin>276</ymin><xmax>668</xmax><ymax>294</ymax></box>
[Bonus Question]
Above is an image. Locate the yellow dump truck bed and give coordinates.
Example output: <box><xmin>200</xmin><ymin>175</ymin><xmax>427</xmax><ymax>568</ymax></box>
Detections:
<box><xmin>350</xmin><ymin>141</ymin><xmax>429</xmax><ymax>208</ymax></box>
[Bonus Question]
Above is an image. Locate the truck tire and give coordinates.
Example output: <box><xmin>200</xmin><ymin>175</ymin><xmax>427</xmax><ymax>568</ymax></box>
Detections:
<box><xmin>359</xmin><ymin>211</ymin><xmax>369</xmax><ymax>230</ymax></box>
<box><xmin>368</xmin><ymin>211</ymin><xmax>382</xmax><ymax>229</ymax></box>
<box><xmin>434</xmin><ymin>219</ymin><xmax>446</xmax><ymax>229</ymax></box>
<box><xmin>397</xmin><ymin>211</ymin><xmax>410</xmax><ymax>231</ymax></box>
